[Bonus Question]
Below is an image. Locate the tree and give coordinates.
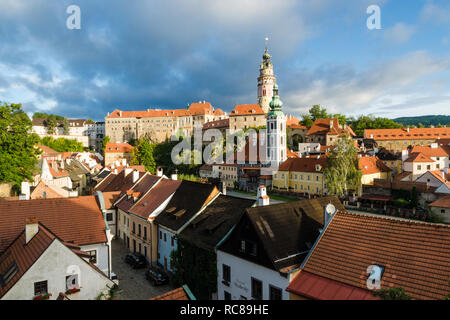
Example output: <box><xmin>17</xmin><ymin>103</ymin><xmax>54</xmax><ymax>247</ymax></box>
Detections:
<box><xmin>40</xmin><ymin>136</ymin><xmax>84</xmax><ymax>152</ymax></box>
<box><xmin>131</xmin><ymin>137</ymin><xmax>156</xmax><ymax>173</ymax></box>
<box><xmin>309</xmin><ymin>105</ymin><xmax>329</xmax><ymax>121</ymax></box>
<box><xmin>324</xmin><ymin>135</ymin><xmax>362</xmax><ymax>197</ymax></box>
<box><xmin>350</xmin><ymin>115</ymin><xmax>403</xmax><ymax>137</ymax></box>
<box><xmin>46</xmin><ymin>115</ymin><xmax>58</xmax><ymax>135</ymax></box>
<box><xmin>63</xmin><ymin>117</ymin><xmax>70</xmax><ymax>135</ymax></box>
<box><xmin>0</xmin><ymin>102</ymin><xmax>41</xmax><ymax>187</ymax></box>
<box><xmin>101</xmin><ymin>136</ymin><xmax>110</xmax><ymax>153</ymax></box>
<box><xmin>300</xmin><ymin>114</ymin><xmax>314</xmax><ymax>127</ymax></box>
<box><xmin>373</xmin><ymin>287</ymin><xmax>412</xmax><ymax>300</ymax></box>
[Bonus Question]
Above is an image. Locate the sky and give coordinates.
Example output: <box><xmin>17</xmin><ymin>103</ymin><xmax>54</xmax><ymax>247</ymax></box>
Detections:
<box><xmin>0</xmin><ymin>0</ymin><xmax>450</xmax><ymax>121</ymax></box>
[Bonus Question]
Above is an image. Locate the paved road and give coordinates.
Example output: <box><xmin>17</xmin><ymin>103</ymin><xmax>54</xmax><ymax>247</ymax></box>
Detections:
<box><xmin>111</xmin><ymin>239</ymin><xmax>174</xmax><ymax>300</ymax></box>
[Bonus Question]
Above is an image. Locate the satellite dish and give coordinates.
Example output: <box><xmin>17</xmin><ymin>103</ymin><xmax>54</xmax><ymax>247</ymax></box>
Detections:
<box><xmin>325</xmin><ymin>203</ymin><xmax>336</xmax><ymax>215</ymax></box>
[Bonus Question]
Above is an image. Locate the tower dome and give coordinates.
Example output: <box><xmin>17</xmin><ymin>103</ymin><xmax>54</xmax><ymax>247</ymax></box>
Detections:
<box><xmin>269</xmin><ymin>84</ymin><xmax>283</xmax><ymax>111</ymax></box>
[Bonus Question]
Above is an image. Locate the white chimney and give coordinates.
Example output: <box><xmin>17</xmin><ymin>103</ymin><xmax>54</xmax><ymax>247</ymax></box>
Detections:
<box><xmin>430</xmin><ymin>143</ymin><xmax>438</xmax><ymax>149</ymax></box>
<box><xmin>407</xmin><ymin>127</ymin><xmax>410</xmax><ymax>132</ymax></box>
<box><xmin>21</xmin><ymin>181</ymin><xmax>30</xmax><ymax>200</ymax></box>
<box><xmin>114</xmin><ymin>169</ymin><xmax>118</xmax><ymax>174</ymax></box>
<box><xmin>132</xmin><ymin>170</ymin><xmax>139</xmax><ymax>183</ymax></box>
<box><xmin>257</xmin><ymin>185</ymin><xmax>269</xmax><ymax>206</ymax></box>
<box><xmin>401</xmin><ymin>149</ymin><xmax>409</xmax><ymax>162</ymax></box>
<box><xmin>156</xmin><ymin>167</ymin><xmax>163</xmax><ymax>177</ymax></box>
<box><xmin>221</xmin><ymin>181</ymin><xmax>227</xmax><ymax>195</ymax></box>
<box><xmin>329</xmin><ymin>120</ymin><xmax>333</xmax><ymax>129</ymax></box>
<box><xmin>122</xmin><ymin>158</ymin><xmax>127</xmax><ymax>166</ymax></box>
<box><xmin>441</xmin><ymin>171</ymin><xmax>445</xmax><ymax>180</ymax></box>
<box><xmin>25</xmin><ymin>217</ymin><xmax>39</xmax><ymax>244</ymax></box>
<box><xmin>171</xmin><ymin>171</ymin><xmax>178</xmax><ymax>180</ymax></box>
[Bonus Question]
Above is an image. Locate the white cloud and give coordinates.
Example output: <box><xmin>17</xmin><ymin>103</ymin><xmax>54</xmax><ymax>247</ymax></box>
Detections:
<box><xmin>384</xmin><ymin>23</ymin><xmax>415</xmax><ymax>45</ymax></box>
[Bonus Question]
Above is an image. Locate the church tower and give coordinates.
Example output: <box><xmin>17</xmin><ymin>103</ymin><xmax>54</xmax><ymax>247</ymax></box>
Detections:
<box><xmin>266</xmin><ymin>83</ymin><xmax>287</xmax><ymax>168</ymax></box>
<box><xmin>257</xmin><ymin>46</ymin><xmax>276</xmax><ymax>114</ymax></box>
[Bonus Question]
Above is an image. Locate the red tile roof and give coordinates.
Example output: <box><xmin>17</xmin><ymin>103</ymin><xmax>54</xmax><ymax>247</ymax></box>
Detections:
<box><xmin>359</xmin><ymin>156</ymin><xmax>391</xmax><ymax>175</ymax></box>
<box><xmin>188</xmin><ymin>101</ymin><xmax>214</xmax><ymax>115</ymax></box>
<box><xmin>306</xmin><ymin>118</ymin><xmax>355</xmax><ymax>137</ymax></box>
<box><xmin>101</xmin><ymin>191</ymin><xmax>122</xmax><ymax>209</ymax></box>
<box><xmin>429</xmin><ymin>195</ymin><xmax>450</xmax><ymax>208</ymax></box>
<box><xmin>300</xmin><ymin>211</ymin><xmax>450</xmax><ymax>300</ymax></box>
<box><xmin>0</xmin><ymin>196</ymin><xmax>107</xmax><ymax>253</ymax></box>
<box><xmin>150</xmin><ymin>287</ymin><xmax>190</xmax><ymax>300</ymax></box>
<box><xmin>105</xmin><ymin>142</ymin><xmax>134</xmax><ymax>154</ymax></box>
<box><xmin>129</xmin><ymin>179</ymin><xmax>182</xmax><ymax>219</ymax></box>
<box><xmin>230</xmin><ymin>104</ymin><xmax>265</xmax><ymax>116</ymax></box>
<box><xmin>115</xmin><ymin>174</ymin><xmax>161</xmax><ymax>212</ymax></box>
<box><xmin>366</xmin><ymin>127</ymin><xmax>450</xmax><ymax>141</ymax></box>
<box><xmin>202</xmin><ymin>119</ymin><xmax>229</xmax><ymax>130</ymax></box>
<box><xmin>95</xmin><ymin>170</ymin><xmax>145</xmax><ymax>193</ymax></box>
<box><xmin>38</xmin><ymin>145</ymin><xmax>59</xmax><ymax>155</ymax></box>
<box><xmin>278</xmin><ymin>156</ymin><xmax>327</xmax><ymax>173</ymax></box>
<box><xmin>410</xmin><ymin>145</ymin><xmax>449</xmax><ymax>157</ymax></box>
<box><xmin>404</xmin><ymin>152</ymin><xmax>435</xmax><ymax>163</ymax></box>
<box><xmin>287</xmin><ymin>271</ymin><xmax>380</xmax><ymax>300</ymax></box>
<box><xmin>30</xmin><ymin>181</ymin><xmax>65</xmax><ymax>199</ymax></box>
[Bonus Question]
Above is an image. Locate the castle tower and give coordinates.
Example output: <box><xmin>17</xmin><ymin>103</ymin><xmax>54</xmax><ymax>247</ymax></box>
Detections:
<box><xmin>257</xmin><ymin>47</ymin><xmax>276</xmax><ymax>114</ymax></box>
<box><xmin>266</xmin><ymin>83</ymin><xmax>287</xmax><ymax>168</ymax></box>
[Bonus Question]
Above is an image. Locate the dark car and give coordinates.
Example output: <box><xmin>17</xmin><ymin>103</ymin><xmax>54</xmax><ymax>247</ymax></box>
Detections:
<box><xmin>125</xmin><ymin>253</ymin><xmax>147</xmax><ymax>269</ymax></box>
<box><xmin>145</xmin><ymin>267</ymin><xmax>169</xmax><ymax>286</ymax></box>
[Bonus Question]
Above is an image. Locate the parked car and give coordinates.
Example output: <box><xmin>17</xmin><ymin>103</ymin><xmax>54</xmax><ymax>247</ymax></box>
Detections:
<box><xmin>145</xmin><ymin>267</ymin><xmax>169</xmax><ymax>286</ymax></box>
<box><xmin>125</xmin><ymin>253</ymin><xmax>147</xmax><ymax>269</ymax></box>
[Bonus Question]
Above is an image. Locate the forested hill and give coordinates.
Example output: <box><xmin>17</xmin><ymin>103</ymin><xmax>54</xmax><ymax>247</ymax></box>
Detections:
<box><xmin>393</xmin><ymin>115</ymin><xmax>450</xmax><ymax>127</ymax></box>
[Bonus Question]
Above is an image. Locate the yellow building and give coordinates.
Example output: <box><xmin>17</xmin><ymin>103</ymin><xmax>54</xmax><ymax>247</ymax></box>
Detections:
<box><xmin>272</xmin><ymin>156</ymin><xmax>328</xmax><ymax>195</ymax></box>
<box><xmin>104</xmin><ymin>142</ymin><xmax>134</xmax><ymax>166</ymax></box>
<box><xmin>364</xmin><ymin>127</ymin><xmax>450</xmax><ymax>153</ymax></box>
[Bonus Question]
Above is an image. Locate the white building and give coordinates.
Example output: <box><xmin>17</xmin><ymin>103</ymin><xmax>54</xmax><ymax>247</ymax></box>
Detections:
<box><xmin>266</xmin><ymin>83</ymin><xmax>287</xmax><ymax>169</ymax></box>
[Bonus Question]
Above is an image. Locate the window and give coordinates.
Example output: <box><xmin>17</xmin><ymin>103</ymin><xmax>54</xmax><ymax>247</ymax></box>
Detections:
<box><xmin>248</xmin><ymin>241</ymin><xmax>257</xmax><ymax>256</ymax></box>
<box><xmin>164</xmin><ymin>233</ymin><xmax>167</xmax><ymax>242</ymax></box>
<box><xmin>66</xmin><ymin>275</ymin><xmax>79</xmax><ymax>290</ymax></box>
<box><xmin>427</xmin><ymin>165</ymin><xmax>431</xmax><ymax>170</ymax></box>
<box><xmin>143</xmin><ymin>226</ymin><xmax>147</xmax><ymax>240</ymax></box>
<box><xmin>442</xmin><ymin>209</ymin><xmax>445</xmax><ymax>214</ymax></box>
<box><xmin>106</xmin><ymin>212</ymin><xmax>113</xmax><ymax>221</ymax></box>
<box><xmin>34</xmin><ymin>280</ymin><xmax>48</xmax><ymax>296</ymax></box>
<box><xmin>417</xmin><ymin>165</ymin><xmax>421</xmax><ymax>170</ymax></box>
<box><xmin>239</xmin><ymin>240</ymin><xmax>245</xmax><ymax>253</ymax></box>
<box><xmin>159</xmin><ymin>231</ymin><xmax>162</xmax><ymax>239</ymax></box>
<box><xmin>132</xmin><ymin>222</ymin><xmax>136</xmax><ymax>234</ymax></box>
<box><xmin>138</xmin><ymin>224</ymin><xmax>141</xmax><ymax>236</ymax></box>
<box><xmin>224</xmin><ymin>291</ymin><xmax>231</xmax><ymax>300</ymax></box>
<box><xmin>251</xmin><ymin>278</ymin><xmax>262</xmax><ymax>300</ymax></box>
<box><xmin>269</xmin><ymin>285</ymin><xmax>282</xmax><ymax>300</ymax></box>
<box><xmin>222</xmin><ymin>264</ymin><xmax>230</xmax><ymax>285</ymax></box>
<box><xmin>86</xmin><ymin>250</ymin><xmax>97</xmax><ymax>264</ymax></box>
<box><xmin>171</xmin><ymin>236</ymin><xmax>175</xmax><ymax>247</ymax></box>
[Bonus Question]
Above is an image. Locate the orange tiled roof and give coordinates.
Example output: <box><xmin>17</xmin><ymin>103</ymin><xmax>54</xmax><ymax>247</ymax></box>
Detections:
<box><xmin>301</xmin><ymin>210</ymin><xmax>450</xmax><ymax>300</ymax></box>
<box><xmin>410</xmin><ymin>145</ymin><xmax>449</xmax><ymax>157</ymax></box>
<box><xmin>306</xmin><ymin>118</ymin><xmax>355</xmax><ymax>137</ymax></box>
<box><xmin>278</xmin><ymin>156</ymin><xmax>327</xmax><ymax>172</ymax></box>
<box><xmin>38</xmin><ymin>144</ymin><xmax>59</xmax><ymax>155</ymax></box>
<box><xmin>214</xmin><ymin>108</ymin><xmax>225</xmax><ymax>115</ymax></box>
<box><xmin>366</xmin><ymin>127</ymin><xmax>450</xmax><ymax>141</ymax></box>
<box><xmin>404</xmin><ymin>152</ymin><xmax>435</xmax><ymax>163</ymax></box>
<box><xmin>230</xmin><ymin>104</ymin><xmax>265</xmax><ymax>116</ymax></box>
<box><xmin>106</xmin><ymin>108</ymin><xmax>191</xmax><ymax>119</ymax></box>
<box><xmin>150</xmin><ymin>287</ymin><xmax>190</xmax><ymax>300</ymax></box>
<box><xmin>428</xmin><ymin>170</ymin><xmax>447</xmax><ymax>183</ymax></box>
<box><xmin>105</xmin><ymin>142</ymin><xmax>134</xmax><ymax>154</ymax></box>
<box><xmin>429</xmin><ymin>195</ymin><xmax>450</xmax><ymax>208</ymax></box>
<box><xmin>0</xmin><ymin>196</ymin><xmax>107</xmax><ymax>253</ymax></box>
<box><xmin>30</xmin><ymin>181</ymin><xmax>65</xmax><ymax>199</ymax></box>
<box><xmin>188</xmin><ymin>102</ymin><xmax>214</xmax><ymax>115</ymax></box>
<box><xmin>359</xmin><ymin>156</ymin><xmax>391</xmax><ymax>175</ymax></box>
<box><xmin>202</xmin><ymin>119</ymin><xmax>229</xmax><ymax>130</ymax></box>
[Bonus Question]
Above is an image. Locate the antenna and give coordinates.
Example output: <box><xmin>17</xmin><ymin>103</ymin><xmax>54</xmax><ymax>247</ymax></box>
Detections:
<box><xmin>265</xmin><ymin>37</ymin><xmax>269</xmax><ymax>50</ymax></box>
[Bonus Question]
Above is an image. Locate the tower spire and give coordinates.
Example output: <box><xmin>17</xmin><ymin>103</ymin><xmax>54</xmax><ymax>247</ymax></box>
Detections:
<box><xmin>265</xmin><ymin>37</ymin><xmax>269</xmax><ymax>51</ymax></box>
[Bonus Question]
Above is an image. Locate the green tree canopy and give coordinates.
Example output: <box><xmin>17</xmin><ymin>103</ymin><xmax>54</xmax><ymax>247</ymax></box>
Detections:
<box><xmin>40</xmin><ymin>136</ymin><xmax>84</xmax><ymax>152</ymax></box>
<box><xmin>324</xmin><ymin>135</ymin><xmax>362</xmax><ymax>197</ymax></box>
<box><xmin>131</xmin><ymin>137</ymin><xmax>156</xmax><ymax>174</ymax></box>
<box><xmin>46</xmin><ymin>114</ymin><xmax>58</xmax><ymax>135</ymax></box>
<box><xmin>0</xmin><ymin>102</ymin><xmax>41</xmax><ymax>186</ymax></box>
<box><xmin>350</xmin><ymin>115</ymin><xmax>403</xmax><ymax>137</ymax></box>
<box><xmin>63</xmin><ymin>117</ymin><xmax>70</xmax><ymax>135</ymax></box>
<box><xmin>373</xmin><ymin>287</ymin><xmax>412</xmax><ymax>300</ymax></box>
<box><xmin>32</xmin><ymin>112</ymin><xmax>64</xmax><ymax>120</ymax></box>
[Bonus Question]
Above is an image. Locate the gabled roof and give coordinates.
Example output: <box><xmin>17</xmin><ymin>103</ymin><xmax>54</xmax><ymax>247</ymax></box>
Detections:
<box><xmin>299</xmin><ymin>210</ymin><xmax>450</xmax><ymax>300</ymax></box>
<box><xmin>435</xmin><ymin>181</ymin><xmax>450</xmax><ymax>194</ymax></box>
<box><xmin>429</xmin><ymin>195</ymin><xmax>450</xmax><ymax>208</ymax></box>
<box><xmin>115</xmin><ymin>174</ymin><xmax>161</xmax><ymax>212</ymax></box>
<box><xmin>306</xmin><ymin>118</ymin><xmax>355</xmax><ymax>137</ymax></box>
<box><xmin>230</xmin><ymin>104</ymin><xmax>265</xmax><ymax>116</ymax></box>
<box><xmin>154</xmin><ymin>181</ymin><xmax>219</xmax><ymax>232</ymax></box>
<box><xmin>0</xmin><ymin>196</ymin><xmax>107</xmax><ymax>253</ymax></box>
<box><xmin>366</xmin><ymin>127</ymin><xmax>450</xmax><ymax>140</ymax></box>
<box><xmin>358</xmin><ymin>156</ymin><xmax>391</xmax><ymax>175</ymax></box>
<box><xmin>105</xmin><ymin>142</ymin><xmax>134</xmax><ymax>154</ymax></box>
<box><xmin>188</xmin><ymin>101</ymin><xmax>214</xmax><ymax>115</ymax></box>
<box><xmin>129</xmin><ymin>179</ymin><xmax>182</xmax><ymax>219</ymax></box>
<box><xmin>277</xmin><ymin>156</ymin><xmax>327</xmax><ymax>172</ymax></box>
<box><xmin>94</xmin><ymin>170</ymin><xmax>145</xmax><ymax>193</ymax></box>
<box><xmin>202</xmin><ymin>119</ymin><xmax>229</xmax><ymax>130</ymax></box>
<box><xmin>101</xmin><ymin>191</ymin><xmax>122</xmax><ymax>209</ymax></box>
<box><xmin>237</xmin><ymin>197</ymin><xmax>345</xmax><ymax>272</ymax></box>
<box><xmin>30</xmin><ymin>181</ymin><xmax>65</xmax><ymax>199</ymax></box>
<box><xmin>419</xmin><ymin>170</ymin><xmax>447</xmax><ymax>184</ymax></box>
<box><xmin>394</xmin><ymin>171</ymin><xmax>412</xmax><ymax>181</ymax></box>
<box><xmin>410</xmin><ymin>145</ymin><xmax>449</xmax><ymax>158</ymax></box>
<box><xmin>404</xmin><ymin>152</ymin><xmax>435</xmax><ymax>163</ymax></box>
<box><xmin>180</xmin><ymin>195</ymin><xmax>255</xmax><ymax>251</ymax></box>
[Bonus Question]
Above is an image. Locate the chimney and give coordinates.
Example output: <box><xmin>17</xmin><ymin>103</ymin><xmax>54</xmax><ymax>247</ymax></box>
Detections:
<box><xmin>257</xmin><ymin>185</ymin><xmax>269</xmax><ymax>206</ymax></box>
<box><xmin>114</xmin><ymin>169</ymin><xmax>118</xmax><ymax>174</ymax></box>
<box><xmin>132</xmin><ymin>170</ymin><xmax>139</xmax><ymax>183</ymax></box>
<box><xmin>124</xmin><ymin>167</ymin><xmax>133</xmax><ymax>177</ymax></box>
<box><xmin>119</xmin><ymin>111</ymin><xmax>122</xmax><ymax>117</ymax></box>
<box><xmin>122</xmin><ymin>158</ymin><xmax>127</xmax><ymax>166</ymax></box>
<box><xmin>156</xmin><ymin>167</ymin><xmax>163</xmax><ymax>177</ymax></box>
<box><xmin>171</xmin><ymin>169</ymin><xmax>178</xmax><ymax>181</ymax></box>
<box><xmin>401</xmin><ymin>149</ymin><xmax>409</xmax><ymax>162</ymax></box>
<box><xmin>407</xmin><ymin>127</ymin><xmax>410</xmax><ymax>132</ymax></box>
<box><xmin>324</xmin><ymin>203</ymin><xmax>336</xmax><ymax>227</ymax></box>
<box><xmin>430</xmin><ymin>143</ymin><xmax>438</xmax><ymax>149</ymax></box>
<box><xmin>21</xmin><ymin>181</ymin><xmax>30</xmax><ymax>200</ymax></box>
<box><xmin>221</xmin><ymin>181</ymin><xmax>227</xmax><ymax>195</ymax></box>
<box><xmin>25</xmin><ymin>217</ymin><xmax>39</xmax><ymax>244</ymax></box>
<box><xmin>329</xmin><ymin>120</ymin><xmax>333</xmax><ymax>129</ymax></box>
<box><xmin>441</xmin><ymin>171</ymin><xmax>445</xmax><ymax>180</ymax></box>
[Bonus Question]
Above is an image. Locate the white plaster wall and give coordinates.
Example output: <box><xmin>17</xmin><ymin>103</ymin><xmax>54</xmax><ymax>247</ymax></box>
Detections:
<box><xmin>2</xmin><ymin>240</ymin><xmax>113</xmax><ymax>300</ymax></box>
<box><xmin>80</xmin><ymin>242</ymin><xmax>109</xmax><ymax>275</ymax></box>
<box><xmin>217</xmin><ymin>250</ymin><xmax>290</xmax><ymax>300</ymax></box>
